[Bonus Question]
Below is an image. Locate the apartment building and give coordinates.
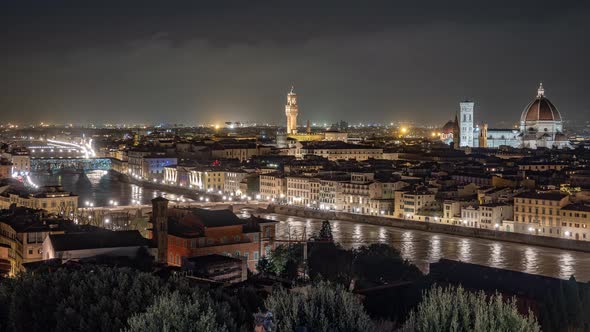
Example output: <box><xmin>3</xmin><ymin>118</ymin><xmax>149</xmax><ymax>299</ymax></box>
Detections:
<box><xmin>224</xmin><ymin>170</ymin><xmax>250</xmax><ymax>195</ymax></box>
<box><xmin>559</xmin><ymin>203</ymin><xmax>590</xmax><ymax>241</ymax></box>
<box><xmin>512</xmin><ymin>191</ymin><xmax>569</xmax><ymax>236</ymax></box>
<box><xmin>188</xmin><ymin>168</ymin><xmax>226</xmax><ymax>192</ymax></box>
<box><xmin>318</xmin><ymin>173</ymin><xmax>349</xmax><ymax>210</ymax></box>
<box><xmin>460</xmin><ymin>203</ymin><xmax>513</xmax><ymax>229</ymax></box>
<box><xmin>259</xmin><ymin>172</ymin><xmax>287</xmax><ymax>200</ymax></box>
<box><xmin>394</xmin><ymin>189</ymin><xmax>436</xmax><ymax>219</ymax></box>
<box><xmin>286</xmin><ymin>174</ymin><xmax>320</xmax><ymax>207</ymax></box>
<box><xmin>294</xmin><ymin>141</ymin><xmax>383</xmax><ymax>161</ymax></box>
<box><xmin>0</xmin><ymin>186</ymin><xmax>78</xmax><ymax>216</ymax></box>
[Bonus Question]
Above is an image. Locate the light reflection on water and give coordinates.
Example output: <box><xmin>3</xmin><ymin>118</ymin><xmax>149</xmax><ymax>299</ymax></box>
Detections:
<box><xmin>489</xmin><ymin>243</ymin><xmax>504</xmax><ymax>269</ymax></box>
<box><xmin>457</xmin><ymin>238</ymin><xmax>472</xmax><ymax>262</ymax></box>
<box><xmin>522</xmin><ymin>247</ymin><xmax>539</xmax><ymax>275</ymax></box>
<box><xmin>32</xmin><ymin>170</ymin><xmax>191</xmax><ymax>207</ymax></box>
<box><xmin>427</xmin><ymin>235</ymin><xmax>441</xmax><ymax>262</ymax></box>
<box><xmin>268</xmin><ymin>213</ymin><xmax>590</xmax><ymax>281</ymax></box>
<box><xmin>28</xmin><ymin>172</ymin><xmax>590</xmax><ymax>282</ymax></box>
<box><xmin>558</xmin><ymin>252</ymin><xmax>575</xmax><ymax>280</ymax></box>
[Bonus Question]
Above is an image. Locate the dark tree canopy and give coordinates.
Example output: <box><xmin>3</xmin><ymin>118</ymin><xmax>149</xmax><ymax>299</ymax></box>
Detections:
<box><xmin>317</xmin><ymin>220</ymin><xmax>334</xmax><ymax>242</ymax></box>
<box><xmin>265</xmin><ymin>281</ymin><xmax>374</xmax><ymax>332</ymax></box>
<box><xmin>402</xmin><ymin>286</ymin><xmax>540</xmax><ymax>332</ymax></box>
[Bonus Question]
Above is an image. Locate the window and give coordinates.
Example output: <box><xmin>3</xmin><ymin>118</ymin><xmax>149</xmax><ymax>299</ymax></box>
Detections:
<box><xmin>253</xmin><ymin>251</ymin><xmax>259</xmax><ymax>260</ymax></box>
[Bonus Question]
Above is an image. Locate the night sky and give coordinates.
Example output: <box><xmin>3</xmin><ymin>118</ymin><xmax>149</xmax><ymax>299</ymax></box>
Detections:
<box><xmin>1</xmin><ymin>1</ymin><xmax>589</xmax><ymax>126</ymax></box>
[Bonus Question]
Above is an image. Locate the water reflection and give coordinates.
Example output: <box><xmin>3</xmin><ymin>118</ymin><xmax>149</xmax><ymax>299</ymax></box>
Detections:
<box><xmin>457</xmin><ymin>238</ymin><xmax>472</xmax><ymax>262</ymax></box>
<box><xmin>378</xmin><ymin>227</ymin><xmax>388</xmax><ymax>243</ymax></box>
<box><xmin>352</xmin><ymin>224</ymin><xmax>363</xmax><ymax>243</ymax></box>
<box><xmin>30</xmin><ymin>171</ymin><xmax>590</xmax><ymax>282</ymax></box>
<box><xmin>558</xmin><ymin>252</ymin><xmax>575</xmax><ymax>280</ymax></box>
<box><xmin>269</xmin><ymin>213</ymin><xmax>590</xmax><ymax>281</ymax></box>
<box><xmin>427</xmin><ymin>235</ymin><xmax>441</xmax><ymax>262</ymax></box>
<box><xmin>522</xmin><ymin>247</ymin><xmax>539</xmax><ymax>275</ymax></box>
<box><xmin>33</xmin><ymin>170</ymin><xmax>190</xmax><ymax>207</ymax></box>
<box><xmin>399</xmin><ymin>232</ymin><xmax>415</xmax><ymax>260</ymax></box>
<box><xmin>489</xmin><ymin>243</ymin><xmax>504</xmax><ymax>269</ymax></box>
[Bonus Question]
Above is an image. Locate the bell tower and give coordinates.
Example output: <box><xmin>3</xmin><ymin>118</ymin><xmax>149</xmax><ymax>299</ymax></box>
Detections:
<box><xmin>285</xmin><ymin>86</ymin><xmax>299</xmax><ymax>134</ymax></box>
<box><xmin>459</xmin><ymin>100</ymin><xmax>475</xmax><ymax>147</ymax></box>
<box><xmin>151</xmin><ymin>196</ymin><xmax>169</xmax><ymax>264</ymax></box>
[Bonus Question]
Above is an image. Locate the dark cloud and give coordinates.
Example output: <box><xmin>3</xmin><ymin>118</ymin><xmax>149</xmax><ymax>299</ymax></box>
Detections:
<box><xmin>0</xmin><ymin>1</ymin><xmax>589</xmax><ymax>126</ymax></box>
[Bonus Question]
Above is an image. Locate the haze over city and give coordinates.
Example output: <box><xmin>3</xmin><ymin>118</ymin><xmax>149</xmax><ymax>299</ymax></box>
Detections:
<box><xmin>1</xmin><ymin>0</ymin><xmax>589</xmax><ymax>125</ymax></box>
<box><xmin>3</xmin><ymin>3</ymin><xmax>590</xmax><ymax>331</ymax></box>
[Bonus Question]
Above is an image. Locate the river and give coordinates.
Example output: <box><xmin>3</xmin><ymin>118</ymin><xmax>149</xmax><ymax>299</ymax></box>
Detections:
<box><xmin>31</xmin><ymin>170</ymin><xmax>193</xmax><ymax>207</ymax></box>
<box><xmin>32</xmin><ymin>171</ymin><xmax>590</xmax><ymax>281</ymax></box>
<box><xmin>262</xmin><ymin>212</ymin><xmax>590</xmax><ymax>282</ymax></box>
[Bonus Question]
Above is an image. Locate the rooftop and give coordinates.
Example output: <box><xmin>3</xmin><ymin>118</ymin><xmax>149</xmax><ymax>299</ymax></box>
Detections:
<box><xmin>48</xmin><ymin>230</ymin><xmax>148</xmax><ymax>252</ymax></box>
<box><xmin>562</xmin><ymin>203</ymin><xmax>590</xmax><ymax>212</ymax></box>
<box><xmin>514</xmin><ymin>191</ymin><xmax>568</xmax><ymax>201</ymax></box>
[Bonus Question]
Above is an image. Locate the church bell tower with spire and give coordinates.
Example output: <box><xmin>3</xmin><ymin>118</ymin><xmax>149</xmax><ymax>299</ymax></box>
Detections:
<box><xmin>285</xmin><ymin>86</ymin><xmax>299</xmax><ymax>134</ymax></box>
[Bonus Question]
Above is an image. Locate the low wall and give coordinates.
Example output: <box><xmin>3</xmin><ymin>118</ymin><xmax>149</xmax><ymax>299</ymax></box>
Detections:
<box><xmin>266</xmin><ymin>205</ymin><xmax>590</xmax><ymax>253</ymax></box>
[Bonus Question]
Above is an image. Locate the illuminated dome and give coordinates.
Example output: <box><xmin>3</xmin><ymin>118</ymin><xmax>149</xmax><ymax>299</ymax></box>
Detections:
<box><xmin>520</xmin><ymin>83</ymin><xmax>562</xmax><ymax>123</ymax></box>
<box><xmin>519</xmin><ymin>83</ymin><xmax>568</xmax><ymax>149</ymax></box>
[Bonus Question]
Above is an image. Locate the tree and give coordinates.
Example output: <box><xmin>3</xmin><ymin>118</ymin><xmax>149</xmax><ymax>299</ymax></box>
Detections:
<box><xmin>317</xmin><ymin>220</ymin><xmax>333</xmax><ymax>241</ymax></box>
<box><xmin>267</xmin><ymin>244</ymin><xmax>303</xmax><ymax>279</ymax></box>
<box><xmin>256</xmin><ymin>256</ymin><xmax>273</xmax><ymax>274</ymax></box>
<box><xmin>0</xmin><ymin>266</ymin><xmax>164</xmax><ymax>332</ymax></box>
<box><xmin>307</xmin><ymin>241</ymin><xmax>354</xmax><ymax>285</ymax></box>
<box><xmin>402</xmin><ymin>286</ymin><xmax>541</xmax><ymax>332</ymax></box>
<box><xmin>0</xmin><ymin>265</ymin><xmax>251</xmax><ymax>332</ymax></box>
<box><xmin>352</xmin><ymin>244</ymin><xmax>422</xmax><ymax>287</ymax></box>
<box><xmin>125</xmin><ymin>291</ymin><xmax>228</xmax><ymax>332</ymax></box>
<box><xmin>264</xmin><ymin>281</ymin><xmax>374</xmax><ymax>332</ymax></box>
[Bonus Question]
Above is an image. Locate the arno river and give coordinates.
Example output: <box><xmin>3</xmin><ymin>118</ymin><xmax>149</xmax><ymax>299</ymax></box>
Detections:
<box><xmin>263</xmin><ymin>213</ymin><xmax>590</xmax><ymax>282</ymax></box>
<box><xmin>34</xmin><ymin>170</ymin><xmax>590</xmax><ymax>281</ymax></box>
<box><xmin>31</xmin><ymin>170</ymin><xmax>193</xmax><ymax>207</ymax></box>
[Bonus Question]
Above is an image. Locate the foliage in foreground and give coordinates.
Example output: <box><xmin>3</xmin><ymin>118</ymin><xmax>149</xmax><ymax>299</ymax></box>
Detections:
<box><xmin>0</xmin><ymin>266</ymin><xmax>162</xmax><ymax>332</ymax></box>
<box><xmin>264</xmin><ymin>280</ymin><xmax>374</xmax><ymax>332</ymax></box>
<box><xmin>0</xmin><ymin>265</ymin><xmax>244</xmax><ymax>332</ymax></box>
<box><xmin>125</xmin><ymin>291</ymin><xmax>227</xmax><ymax>332</ymax></box>
<box><xmin>402</xmin><ymin>285</ymin><xmax>541</xmax><ymax>332</ymax></box>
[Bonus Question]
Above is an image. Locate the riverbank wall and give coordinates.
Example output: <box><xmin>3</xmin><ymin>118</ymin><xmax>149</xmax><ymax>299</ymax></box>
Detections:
<box><xmin>266</xmin><ymin>205</ymin><xmax>590</xmax><ymax>253</ymax></box>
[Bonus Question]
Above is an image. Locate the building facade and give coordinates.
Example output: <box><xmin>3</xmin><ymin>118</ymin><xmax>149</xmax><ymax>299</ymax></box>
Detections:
<box><xmin>459</xmin><ymin>101</ymin><xmax>474</xmax><ymax>147</ymax></box>
<box><xmin>285</xmin><ymin>87</ymin><xmax>299</xmax><ymax>134</ymax></box>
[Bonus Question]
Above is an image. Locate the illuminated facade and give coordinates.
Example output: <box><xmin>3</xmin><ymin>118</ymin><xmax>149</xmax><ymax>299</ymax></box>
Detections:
<box><xmin>285</xmin><ymin>86</ymin><xmax>299</xmax><ymax>134</ymax></box>
<box><xmin>519</xmin><ymin>83</ymin><xmax>569</xmax><ymax>149</ymax></box>
<box><xmin>459</xmin><ymin>101</ymin><xmax>474</xmax><ymax>147</ymax></box>
<box><xmin>445</xmin><ymin>83</ymin><xmax>570</xmax><ymax>149</ymax></box>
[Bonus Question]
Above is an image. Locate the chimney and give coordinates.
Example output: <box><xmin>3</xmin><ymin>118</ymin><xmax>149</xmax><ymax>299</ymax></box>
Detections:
<box><xmin>151</xmin><ymin>196</ymin><xmax>169</xmax><ymax>264</ymax></box>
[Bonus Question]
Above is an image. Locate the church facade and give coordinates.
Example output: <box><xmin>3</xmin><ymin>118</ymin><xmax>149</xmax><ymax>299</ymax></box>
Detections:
<box><xmin>443</xmin><ymin>83</ymin><xmax>570</xmax><ymax>149</ymax></box>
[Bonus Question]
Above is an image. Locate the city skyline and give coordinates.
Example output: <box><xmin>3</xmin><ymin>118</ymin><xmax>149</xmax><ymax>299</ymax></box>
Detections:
<box><xmin>1</xmin><ymin>1</ymin><xmax>589</xmax><ymax>125</ymax></box>
<box><xmin>2</xmin><ymin>2</ymin><xmax>590</xmax><ymax>330</ymax></box>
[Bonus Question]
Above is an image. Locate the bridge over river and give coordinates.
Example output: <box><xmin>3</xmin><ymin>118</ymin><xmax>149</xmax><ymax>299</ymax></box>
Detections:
<box><xmin>30</xmin><ymin>158</ymin><xmax>111</xmax><ymax>172</ymax></box>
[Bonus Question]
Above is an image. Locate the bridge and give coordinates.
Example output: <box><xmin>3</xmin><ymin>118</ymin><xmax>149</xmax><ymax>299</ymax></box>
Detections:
<box><xmin>30</xmin><ymin>158</ymin><xmax>111</xmax><ymax>172</ymax></box>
